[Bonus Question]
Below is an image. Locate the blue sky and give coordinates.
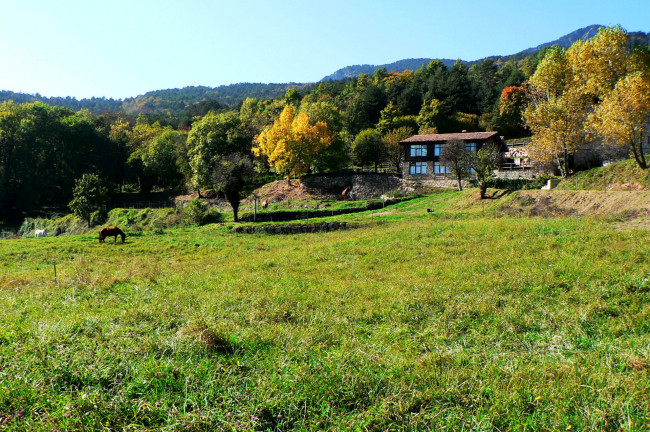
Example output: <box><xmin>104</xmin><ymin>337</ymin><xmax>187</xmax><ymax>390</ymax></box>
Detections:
<box><xmin>0</xmin><ymin>0</ymin><xmax>647</xmax><ymax>99</ymax></box>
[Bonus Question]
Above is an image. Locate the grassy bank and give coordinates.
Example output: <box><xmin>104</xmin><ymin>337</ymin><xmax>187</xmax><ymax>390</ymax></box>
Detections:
<box><xmin>557</xmin><ymin>159</ymin><xmax>650</xmax><ymax>191</ymax></box>
<box><xmin>1</xmin><ymin>191</ymin><xmax>649</xmax><ymax>431</ymax></box>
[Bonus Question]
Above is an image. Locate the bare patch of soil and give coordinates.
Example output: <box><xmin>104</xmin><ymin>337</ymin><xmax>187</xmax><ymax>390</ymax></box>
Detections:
<box><xmin>250</xmin><ymin>179</ymin><xmax>335</xmax><ymax>203</ymax></box>
<box><xmin>174</xmin><ymin>180</ymin><xmax>330</xmax><ymax>207</ymax></box>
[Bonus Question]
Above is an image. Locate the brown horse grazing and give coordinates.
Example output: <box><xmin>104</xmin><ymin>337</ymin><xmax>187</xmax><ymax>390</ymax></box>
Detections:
<box><xmin>99</xmin><ymin>226</ymin><xmax>126</xmax><ymax>244</ymax></box>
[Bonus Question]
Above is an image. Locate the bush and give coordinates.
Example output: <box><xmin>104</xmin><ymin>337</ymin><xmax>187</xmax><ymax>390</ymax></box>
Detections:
<box><xmin>184</xmin><ymin>199</ymin><xmax>209</xmax><ymax>225</ymax></box>
<box><xmin>90</xmin><ymin>209</ymin><xmax>107</xmax><ymax>226</ymax></box>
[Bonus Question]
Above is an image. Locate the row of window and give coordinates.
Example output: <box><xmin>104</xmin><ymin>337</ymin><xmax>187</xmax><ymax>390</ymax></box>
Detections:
<box><xmin>409</xmin><ymin>162</ymin><xmax>449</xmax><ymax>175</ymax></box>
<box><xmin>409</xmin><ymin>142</ymin><xmax>477</xmax><ymax>157</ymax></box>
<box><xmin>409</xmin><ymin>162</ymin><xmax>476</xmax><ymax>175</ymax></box>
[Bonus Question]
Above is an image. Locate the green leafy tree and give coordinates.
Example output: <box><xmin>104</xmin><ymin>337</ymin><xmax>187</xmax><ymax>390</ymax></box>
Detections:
<box><xmin>345</xmin><ymin>84</ymin><xmax>388</xmax><ymax>135</ymax></box>
<box><xmin>352</xmin><ymin>129</ymin><xmax>386</xmax><ymax>172</ymax></box>
<box><xmin>471</xmin><ymin>59</ymin><xmax>500</xmax><ymax>113</ymax></box>
<box><xmin>445</xmin><ymin>60</ymin><xmax>474</xmax><ymax>113</ymax></box>
<box><xmin>187</xmin><ymin>111</ymin><xmax>253</xmax><ymax>195</ymax></box>
<box><xmin>212</xmin><ymin>153</ymin><xmax>254</xmax><ymax>222</ymax></box>
<box><xmin>465</xmin><ymin>143</ymin><xmax>502</xmax><ymax>199</ymax></box>
<box><xmin>68</xmin><ymin>173</ymin><xmax>108</xmax><ymax>227</ymax></box>
<box><xmin>300</xmin><ymin>101</ymin><xmax>349</xmax><ymax>172</ymax></box>
<box><xmin>417</xmin><ymin>99</ymin><xmax>447</xmax><ymax>133</ymax></box>
<box><xmin>284</xmin><ymin>88</ymin><xmax>302</xmax><ymax>106</ymax></box>
<box><xmin>383</xmin><ymin>126</ymin><xmax>415</xmax><ymax>175</ymax></box>
<box><xmin>440</xmin><ymin>140</ymin><xmax>471</xmax><ymax>191</ymax></box>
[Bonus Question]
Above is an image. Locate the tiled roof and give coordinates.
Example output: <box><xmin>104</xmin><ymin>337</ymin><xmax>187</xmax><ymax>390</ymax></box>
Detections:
<box><xmin>400</xmin><ymin>132</ymin><xmax>501</xmax><ymax>144</ymax></box>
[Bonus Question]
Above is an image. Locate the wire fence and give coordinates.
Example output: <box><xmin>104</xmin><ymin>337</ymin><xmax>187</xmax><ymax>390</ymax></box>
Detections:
<box><xmin>2</xmin><ymin>261</ymin><xmax>59</xmax><ymax>285</ymax></box>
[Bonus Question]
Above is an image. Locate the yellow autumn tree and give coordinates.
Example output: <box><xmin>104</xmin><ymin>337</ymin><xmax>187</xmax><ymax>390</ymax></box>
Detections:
<box><xmin>567</xmin><ymin>26</ymin><xmax>630</xmax><ymax>98</ymax></box>
<box><xmin>524</xmin><ymin>46</ymin><xmax>588</xmax><ymax>177</ymax></box>
<box><xmin>588</xmin><ymin>72</ymin><xmax>650</xmax><ymax>169</ymax></box>
<box><xmin>253</xmin><ymin>105</ymin><xmax>332</xmax><ymax>182</ymax></box>
<box><xmin>524</xmin><ymin>26</ymin><xmax>650</xmax><ymax>173</ymax></box>
<box><xmin>524</xmin><ymin>89</ymin><xmax>588</xmax><ymax>177</ymax></box>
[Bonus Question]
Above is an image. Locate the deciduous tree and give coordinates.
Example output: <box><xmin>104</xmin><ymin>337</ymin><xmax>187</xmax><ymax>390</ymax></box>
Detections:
<box><xmin>440</xmin><ymin>140</ymin><xmax>471</xmax><ymax>191</ymax></box>
<box><xmin>466</xmin><ymin>143</ymin><xmax>502</xmax><ymax>199</ymax></box>
<box><xmin>524</xmin><ymin>46</ymin><xmax>587</xmax><ymax>177</ymax></box>
<box><xmin>352</xmin><ymin>129</ymin><xmax>385</xmax><ymax>172</ymax></box>
<box><xmin>212</xmin><ymin>153</ymin><xmax>254</xmax><ymax>222</ymax></box>
<box><xmin>588</xmin><ymin>72</ymin><xmax>650</xmax><ymax>169</ymax></box>
<box><xmin>187</xmin><ymin>111</ymin><xmax>252</xmax><ymax>194</ymax></box>
<box><xmin>68</xmin><ymin>173</ymin><xmax>108</xmax><ymax>227</ymax></box>
<box><xmin>383</xmin><ymin>126</ymin><xmax>415</xmax><ymax>175</ymax></box>
<box><xmin>254</xmin><ymin>105</ymin><xmax>332</xmax><ymax>182</ymax></box>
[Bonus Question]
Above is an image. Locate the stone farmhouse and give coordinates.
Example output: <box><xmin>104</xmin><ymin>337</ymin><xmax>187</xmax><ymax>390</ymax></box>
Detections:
<box><xmin>399</xmin><ymin>132</ymin><xmax>511</xmax><ymax>180</ymax></box>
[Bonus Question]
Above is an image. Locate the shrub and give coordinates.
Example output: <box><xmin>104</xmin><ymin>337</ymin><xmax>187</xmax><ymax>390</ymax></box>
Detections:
<box><xmin>184</xmin><ymin>199</ymin><xmax>209</xmax><ymax>225</ymax></box>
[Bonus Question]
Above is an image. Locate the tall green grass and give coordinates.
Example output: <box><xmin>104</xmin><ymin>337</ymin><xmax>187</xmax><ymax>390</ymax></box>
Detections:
<box><xmin>557</xmin><ymin>159</ymin><xmax>650</xmax><ymax>190</ymax></box>
<box><xmin>1</xmin><ymin>192</ymin><xmax>648</xmax><ymax>431</ymax></box>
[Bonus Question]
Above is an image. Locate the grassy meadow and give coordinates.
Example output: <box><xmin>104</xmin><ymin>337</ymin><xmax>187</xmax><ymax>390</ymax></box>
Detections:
<box><xmin>1</xmin><ymin>190</ymin><xmax>649</xmax><ymax>431</ymax></box>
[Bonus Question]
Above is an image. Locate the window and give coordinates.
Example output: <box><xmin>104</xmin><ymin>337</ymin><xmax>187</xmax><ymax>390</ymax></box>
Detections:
<box><xmin>410</xmin><ymin>144</ymin><xmax>427</xmax><ymax>157</ymax></box>
<box><xmin>433</xmin><ymin>162</ymin><xmax>449</xmax><ymax>174</ymax></box>
<box><xmin>410</xmin><ymin>162</ymin><xmax>426</xmax><ymax>174</ymax></box>
<box><xmin>465</xmin><ymin>142</ymin><xmax>477</xmax><ymax>152</ymax></box>
<box><xmin>433</xmin><ymin>143</ymin><xmax>443</xmax><ymax>156</ymax></box>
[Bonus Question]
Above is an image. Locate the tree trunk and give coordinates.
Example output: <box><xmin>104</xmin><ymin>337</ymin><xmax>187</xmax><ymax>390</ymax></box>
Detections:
<box><xmin>456</xmin><ymin>173</ymin><xmax>463</xmax><ymax>191</ymax></box>
<box><xmin>631</xmin><ymin>144</ymin><xmax>648</xmax><ymax>169</ymax></box>
<box><xmin>479</xmin><ymin>183</ymin><xmax>488</xmax><ymax>199</ymax></box>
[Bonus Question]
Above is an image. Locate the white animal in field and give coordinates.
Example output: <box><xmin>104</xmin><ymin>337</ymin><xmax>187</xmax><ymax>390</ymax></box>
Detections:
<box><xmin>35</xmin><ymin>229</ymin><xmax>47</xmax><ymax>237</ymax></box>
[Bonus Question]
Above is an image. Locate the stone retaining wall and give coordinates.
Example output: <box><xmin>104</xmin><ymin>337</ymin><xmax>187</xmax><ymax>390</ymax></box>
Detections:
<box><xmin>233</xmin><ymin>222</ymin><xmax>349</xmax><ymax>234</ymax></box>
<box><xmin>302</xmin><ymin>173</ymin><xmax>401</xmax><ymax>200</ymax></box>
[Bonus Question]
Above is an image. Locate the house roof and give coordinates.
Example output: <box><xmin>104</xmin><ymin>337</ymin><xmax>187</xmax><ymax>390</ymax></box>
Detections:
<box><xmin>400</xmin><ymin>131</ymin><xmax>502</xmax><ymax>144</ymax></box>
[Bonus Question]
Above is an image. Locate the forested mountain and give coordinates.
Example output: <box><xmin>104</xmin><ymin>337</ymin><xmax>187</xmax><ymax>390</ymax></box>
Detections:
<box><xmin>121</xmin><ymin>83</ymin><xmax>313</xmax><ymax>115</ymax></box>
<box><xmin>0</xmin><ymin>91</ymin><xmax>123</xmax><ymax>112</ymax></box>
<box><xmin>320</xmin><ymin>25</ymin><xmax>649</xmax><ymax>81</ymax></box>
<box><xmin>0</xmin><ymin>83</ymin><xmax>313</xmax><ymax>116</ymax></box>
<box><xmin>1</xmin><ymin>25</ymin><xmax>647</xmax><ymax>118</ymax></box>
<box><xmin>321</xmin><ymin>58</ymin><xmax>459</xmax><ymax>81</ymax></box>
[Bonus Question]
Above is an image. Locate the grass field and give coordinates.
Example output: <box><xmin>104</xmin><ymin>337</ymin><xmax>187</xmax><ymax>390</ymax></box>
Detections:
<box><xmin>1</xmin><ymin>190</ymin><xmax>649</xmax><ymax>431</ymax></box>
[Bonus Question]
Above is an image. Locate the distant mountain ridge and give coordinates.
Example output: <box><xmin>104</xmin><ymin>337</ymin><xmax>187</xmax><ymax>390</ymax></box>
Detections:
<box><xmin>321</xmin><ymin>58</ymin><xmax>459</xmax><ymax>81</ymax></box>
<box><xmin>1</xmin><ymin>25</ymin><xmax>647</xmax><ymax>115</ymax></box>
<box><xmin>517</xmin><ymin>25</ymin><xmax>604</xmax><ymax>54</ymax></box>
<box><xmin>320</xmin><ymin>25</ymin><xmax>649</xmax><ymax>81</ymax></box>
